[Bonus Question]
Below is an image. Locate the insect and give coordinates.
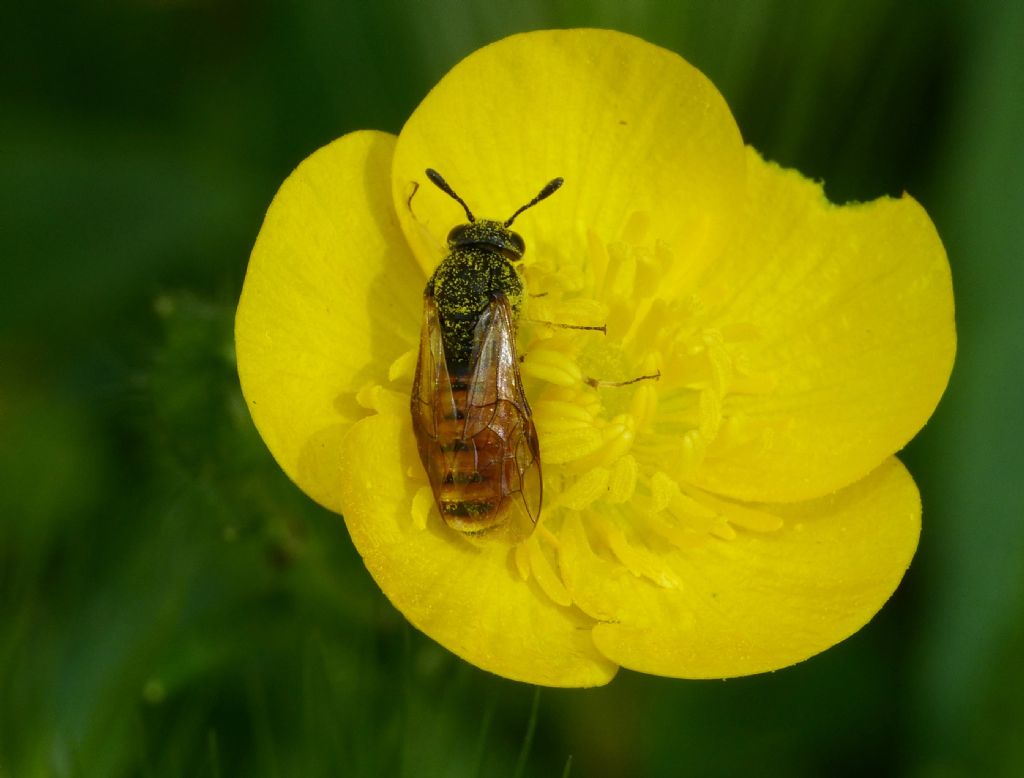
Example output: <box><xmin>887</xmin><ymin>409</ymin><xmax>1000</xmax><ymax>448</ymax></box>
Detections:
<box><xmin>411</xmin><ymin>168</ymin><xmax>563</xmax><ymax>542</ymax></box>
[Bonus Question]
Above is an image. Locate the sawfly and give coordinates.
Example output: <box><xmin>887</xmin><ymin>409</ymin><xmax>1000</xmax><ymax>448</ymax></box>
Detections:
<box><xmin>411</xmin><ymin>169</ymin><xmax>563</xmax><ymax>542</ymax></box>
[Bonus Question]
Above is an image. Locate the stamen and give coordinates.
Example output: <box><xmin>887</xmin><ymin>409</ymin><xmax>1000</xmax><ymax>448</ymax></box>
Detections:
<box><xmin>519</xmin><ymin>344</ymin><xmax>584</xmax><ymax>386</ymax></box>
<box><xmin>564</xmin><ymin>415</ymin><xmax>636</xmax><ymax>473</ymax></box>
<box><xmin>665</xmin><ymin>489</ymin><xmax>735</xmax><ymax>539</ymax></box>
<box><xmin>639</xmin><ymin>509</ymin><xmax>706</xmax><ymax>550</ymax></box>
<box><xmin>681</xmin><ymin>486</ymin><xmax>784</xmax><ymax>533</ymax></box>
<box><xmin>553</xmin><ymin>467</ymin><xmax>610</xmax><ymax>511</ymax></box>
<box><xmin>678</xmin><ymin>430</ymin><xmax>706</xmax><ymax>476</ymax></box>
<box><xmin>600</xmin><ymin>242</ymin><xmax>636</xmax><ymax>303</ymax></box>
<box><xmin>698</xmin><ymin>388</ymin><xmax>723</xmax><ymax>444</ymax></box>
<box><xmin>648</xmin><ymin>470</ymin><xmax>680</xmax><ymax>514</ymax></box>
<box><xmin>607</xmin><ymin>455</ymin><xmax>637</xmax><ymax>504</ymax></box>
<box><xmin>600</xmin><ymin>519</ymin><xmax>679</xmax><ymax>587</ymax></box>
<box><xmin>511</xmin><ymin>532</ymin><xmax>573</xmax><ymax>607</ymax></box>
<box><xmin>541</xmin><ymin>426</ymin><xmax>604</xmax><ymax>465</ymax></box>
<box><xmin>533</xmin><ymin>398</ymin><xmax>596</xmax><ymax>431</ymax></box>
<box><xmin>629</xmin><ymin>381</ymin><xmax>659</xmax><ymax>431</ymax></box>
<box><xmin>527</xmin><ymin>538</ymin><xmax>572</xmax><ymax>607</ymax></box>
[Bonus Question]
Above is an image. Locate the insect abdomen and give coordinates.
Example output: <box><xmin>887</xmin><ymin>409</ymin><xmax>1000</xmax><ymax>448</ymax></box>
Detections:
<box><xmin>430</xmin><ymin>373</ymin><xmax>511</xmax><ymax>531</ymax></box>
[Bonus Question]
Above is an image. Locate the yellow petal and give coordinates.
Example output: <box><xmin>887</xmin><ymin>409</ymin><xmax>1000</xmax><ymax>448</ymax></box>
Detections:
<box><xmin>339</xmin><ymin>413</ymin><xmax>617</xmax><ymax>687</ymax></box>
<box><xmin>236</xmin><ymin>131</ymin><xmax>423</xmax><ymax>512</ymax></box>
<box><xmin>578</xmin><ymin>457</ymin><xmax>919</xmax><ymax>679</ymax></box>
<box><xmin>692</xmin><ymin>149</ymin><xmax>955</xmax><ymax>502</ymax></box>
<box><xmin>391</xmin><ymin>29</ymin><xmax>746</xmax><ymax>289</ymax></box>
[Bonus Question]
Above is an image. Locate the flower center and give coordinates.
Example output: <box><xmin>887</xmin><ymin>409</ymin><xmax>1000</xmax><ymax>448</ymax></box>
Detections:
<box><xmin>376</xmin><ymin>212</ymin><xmax>785</xmax><ymax>611</ymax></box>
<box><xmin>507</xmin><ymin>214</ymin><xmax>784</xmax><ymax>606</ymax></box>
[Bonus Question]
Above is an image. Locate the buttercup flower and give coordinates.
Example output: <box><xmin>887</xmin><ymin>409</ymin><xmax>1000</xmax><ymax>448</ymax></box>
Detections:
<box><xmin>236</xmin><ymin>30</ymin><xmax>955</xmax><ymax>686</ymax></box>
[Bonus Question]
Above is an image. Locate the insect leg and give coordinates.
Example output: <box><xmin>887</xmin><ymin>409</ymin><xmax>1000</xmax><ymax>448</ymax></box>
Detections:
<box><xmin>406</xmin><ymin>180</ymin><xmax>420</xmax><ymax>213</ymax></box>
<box><xmin>526</xmin><ymin>319</ymin><xmax>608</xmax><ymax>335</ymax></box>
<box><xmin>584</xmin><ymin>370</ymin><xmax>661</xmax><ymax>388</ymax></box>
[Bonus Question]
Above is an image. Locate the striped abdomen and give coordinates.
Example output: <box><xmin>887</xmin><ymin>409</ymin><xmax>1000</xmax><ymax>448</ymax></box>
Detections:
<box><xmin>426</xmin><ymin>373</ymin><xmax>528</xmax><ymax>533</ymax></box>
<box><xmin>412</xmin><ymin>294</ymin><xmax>542</xmax><ymax>542</ymax></box>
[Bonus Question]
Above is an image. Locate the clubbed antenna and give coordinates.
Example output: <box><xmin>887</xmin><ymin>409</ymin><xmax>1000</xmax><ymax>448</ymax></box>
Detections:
<box><xmin>425</xmin><ymin>168</ymin><xmax>475</xmax><ymax>222</ymax></box>
<box><xmin>505</xmin><ymin>177</ymin><xmax>564</xmax><ymax>227</ymax></box>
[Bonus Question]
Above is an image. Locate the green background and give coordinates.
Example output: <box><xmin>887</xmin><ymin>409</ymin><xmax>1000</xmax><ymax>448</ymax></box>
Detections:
<box><xmin>3</xmin><ymin>1</ymin><xmax>1022</xmax><ymax>775</ymax></box>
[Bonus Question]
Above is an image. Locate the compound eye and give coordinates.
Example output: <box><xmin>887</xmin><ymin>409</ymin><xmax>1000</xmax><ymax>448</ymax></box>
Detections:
<box><xmin>508</xmin><ymin>231</ymin><xmax>526</xmax><ymax>258</ymax></box>
<box><xmin>447</xmin><ymin>224</ymin><xmax>469</xmax><ymax>245</ymax></box>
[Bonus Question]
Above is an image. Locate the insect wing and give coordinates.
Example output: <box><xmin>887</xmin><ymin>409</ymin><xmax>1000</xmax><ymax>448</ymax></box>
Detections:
<box><xmin>464</xmin><ymin>297</ymin><xmax>543</xmax><ymax>530</ymax></box>
<box><xmin>411</xmin><ymin>292</ymin><xmax>542</xmax><ymax>543</ymax></box>
<box><xmin>411</xmin><ymin>294</ymin><xmax>454</xmax><ymax>443</ymax></box>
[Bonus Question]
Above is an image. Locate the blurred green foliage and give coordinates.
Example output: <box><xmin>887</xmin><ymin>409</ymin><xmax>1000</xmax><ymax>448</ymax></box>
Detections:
<box><xmin>2</xmin><ymin>1</ymin><xmax>1022</xmax><ymax>776</ymax></box>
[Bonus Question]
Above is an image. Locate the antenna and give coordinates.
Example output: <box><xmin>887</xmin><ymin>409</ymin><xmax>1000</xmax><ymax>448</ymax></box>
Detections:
<box><xmin>505</xmin><ymin>177</ymin><xmax>564</xmax><ymax>227</ymax></box>
<box><xmin>425</xmin><ymin>169</ymin><xmax>475</xmax><ymax>222</ymax></box>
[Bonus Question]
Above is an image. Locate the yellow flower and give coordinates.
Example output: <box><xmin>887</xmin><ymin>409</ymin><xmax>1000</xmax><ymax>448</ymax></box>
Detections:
<box><xmin>235</xmin><ymin>30</ymin><xmax>955</xmax><ymax>686</ymax></box>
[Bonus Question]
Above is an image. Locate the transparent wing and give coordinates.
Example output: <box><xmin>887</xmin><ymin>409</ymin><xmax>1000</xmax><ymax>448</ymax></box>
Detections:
<box><xmin>464</xmin><ymin>297</ymin><xmax>543</xmax><ymax>529</ymax></box>
<box><xmin>411</xmin><ymin>293</ymin><xmax>542</xmax><ymax>542</ymax></box>
<box><xmin>411</xmin><ymin>293</ymin><xmax>456</xmax><ymax>471</ymax></box>
<box><xmin>409</xmin><ymin>294</ymin><xmax>454</xmax><ymax>444</ymax></box>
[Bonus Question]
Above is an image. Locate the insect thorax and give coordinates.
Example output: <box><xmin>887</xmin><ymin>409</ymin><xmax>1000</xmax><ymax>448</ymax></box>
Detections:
<box><xmin>428</xmin><ymin>247</ymin><xmax>524</xmax><ymax>370</ymax></box>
